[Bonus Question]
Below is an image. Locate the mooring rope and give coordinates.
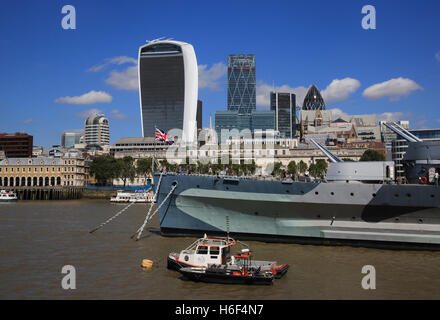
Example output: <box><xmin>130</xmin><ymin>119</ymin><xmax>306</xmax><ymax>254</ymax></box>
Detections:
<box><xmin>89</xmin><ymin>201</ymin><xmax>135</xmax><ymax>234</ymax></box>
<box><xmin>89</xmin><ymin>186</ymin><xmax>152</xmax><ymax>234</ymax></box>
<box><xmin>133</xmin><ymin>180</ymin><xmax>177</xmax><ymax>241</ymax></box>
<box><xmin>130</xmin><ymin>172</ymin><xmax>164</xmax><ymax>239</ymax></box>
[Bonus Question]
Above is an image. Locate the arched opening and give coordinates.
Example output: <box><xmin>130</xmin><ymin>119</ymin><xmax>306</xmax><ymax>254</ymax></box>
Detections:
<box><xmin>4</xmin><ymin>177</ymin><xmax>8</xmax><ymax>186</ymax></box>
<box><xmin>39</xmin><ymin>177</ymin><xmax>43</xmax><ymax>186</ymax></box>
<box><xmin>21</xmin><ymin>177</ymin><xmax>26</xmax><ymax>186</ymax></box>
<box><xmin>15</xmin><ymin>177</ymin><xmax>20</xmax><ymax>186</ymax></box>
<box><xmin>27</xmin><ymin>177</ymin><xmax>32</xmax><ymax>186</ymax></box>
<box><xmin>56</xmin><ymin>177</ymin><xmax>61</xmax><ymax>185</ymax></box>
<box><xmin>45</xmin><ymin>177</ymin><xmax>49</xmax><ymax>186</ymax></box>
<box><xmin>0</xmin><ymin>178</ymin><xmax>2</xmax><ymax>186</ymax></box>
<box><xmin>33</xmin><ymin>177</ymin><xmax>37</xmax><ymax>186</ymax></box>
<box><xmin>50</xmin><ymin>177</ymin><xmax>55</xmax><ymax>186</ymax></box>
<box><xmin>10</xmin><ymin>177</ymin><xmax>14</xmax><ymax>186</ymax></box>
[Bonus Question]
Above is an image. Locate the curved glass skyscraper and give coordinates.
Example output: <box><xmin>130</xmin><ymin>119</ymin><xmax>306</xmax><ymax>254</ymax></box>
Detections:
<box><xmin>302</xmin><ymin>84</ymin><xmax>326</xmax><ymax>110</ymax></box>
<box><xmin>138</xmin><ymin>40</ymin><xmax>198</xmax><ymax>143</ymax></box>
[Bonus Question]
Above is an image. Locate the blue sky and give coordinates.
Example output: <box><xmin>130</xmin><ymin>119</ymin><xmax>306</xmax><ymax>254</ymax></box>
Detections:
<box><xmin>1</xmin><ymin>0</ymin><xmax>440</xmax><ymax>147</ymax></box>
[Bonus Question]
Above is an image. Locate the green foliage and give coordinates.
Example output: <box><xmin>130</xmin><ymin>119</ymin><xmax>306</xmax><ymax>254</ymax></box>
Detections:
<box><xmin>298</xmin><ymin>160</ymin><xmax>308</xmax><ymax>174</ymax></box>
<box><xmin>342</xmin><ymin>158</ymin><xmax>355</xmax><ymax>162</ymax></box>
<box><xmin>360</xmin><ymin>149</ymin><xmax>385</xmax><ymax>161</ymax></box>
<box><xmin>309</xmin><ymin>159</ymin><xmax>328</xmax><ymax>178</ymax></box>
<box><xmin>287</xmin><ymin>161</ymin><xmax>297</xmax><ymax>176</ymax></box>
<box><xmin>272</xmin><ymin>161</ymin><xmax>284</xmax><ymax>177</ymax></box>
<box><xmin>89</xmin><ymin>155</ymin><xmax>119</xmax><ymax>185</ymax></box>
<box><xmin>117</xmin><ymin>156</ymin><xmax>136</xmax><ymax>187</ymax></box>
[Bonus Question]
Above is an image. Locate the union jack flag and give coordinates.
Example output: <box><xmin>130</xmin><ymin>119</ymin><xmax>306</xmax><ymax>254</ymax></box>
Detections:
<box><xmin>155</xmin><ymin>127</ymin><xmax>174</xmax><ymax>145</ymax></box>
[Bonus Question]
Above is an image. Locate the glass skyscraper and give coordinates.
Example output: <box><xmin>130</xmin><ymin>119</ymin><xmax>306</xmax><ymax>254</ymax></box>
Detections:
<box><xmin>138</xmin><ymin>40</ymin><xmax>198</xmax><ymax>143</ymax></box>
<box><xmin>270</xmin><ymin>92</ymin><xmax>297</xmax><ymax>138</ymax></box>
<box><xmin>227</xmin><ymin>54</ymin><xmax>256</xmax><ymax>114</ymax></box>
<box><xmin>302</xmin><ymin>85</ymin><xmax>326</xmax><ymax>110</ymax></box>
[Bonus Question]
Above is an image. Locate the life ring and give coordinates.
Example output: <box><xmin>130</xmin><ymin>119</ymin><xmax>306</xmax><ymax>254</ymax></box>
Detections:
<box><xmin>420</xmin><ymin>177</ymin><xmax>427</xmax><ymax>184</ymax></box>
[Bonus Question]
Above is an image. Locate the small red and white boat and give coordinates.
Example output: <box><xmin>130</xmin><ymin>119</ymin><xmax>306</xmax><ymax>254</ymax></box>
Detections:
<box><xmin>167</xmin><ymin>234</ymin><xmax>288</xmax><ymax>279</ymax></box>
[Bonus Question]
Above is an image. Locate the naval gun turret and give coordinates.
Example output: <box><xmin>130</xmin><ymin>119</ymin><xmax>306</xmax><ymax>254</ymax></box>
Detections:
<box><xmin>310</xmin><ymin>139</ymin><xmax>394</xmax><ymax>183</ymax></box>
<box><xmin>383</xmin><ymin>122</ymin><xmax>440</xmax><ymax>184</ymax></box>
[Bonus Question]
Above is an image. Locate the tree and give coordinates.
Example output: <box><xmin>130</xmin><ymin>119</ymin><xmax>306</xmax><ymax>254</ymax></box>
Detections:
<box><xmin>117</xmin><ymin>156</ymin><xmax>136</xmax><ymax>187</ymax></box>
<box><xmin>272</xmin><ymin>162</ymin><xmax>283</xmax><ymax>177</ymax></box>
<box><xmin>298</xmin><ymin>160</ymin><xmax>308</xmax><ymax>175</ymax></box>
<box><xmin>136</xmin><ymin>158</ymin><xmax>153</xmax><ymax>185</ymax></box>
<box><xmin>342</xmin><ymin>158</ymin><xmax>355</xmax><ymax>162</ymax></box>
<box><xmin>89</xmin><ymin>155</ymin><xmax>118</xmax><ymax>185</ymax></box>
<box><xmin>360</xmin><ymin>149</ymin><xmax>385</xmax><ymax>161</ymax></box>
<box><xmin>287</xmin><ymin>161</ymin><xmax>297</xmax><ymax>178</ymax></box>
<box><xmin>315</xmin><ymin>159</ymin><xmax>328</xmax><ymax>178</ymax></box>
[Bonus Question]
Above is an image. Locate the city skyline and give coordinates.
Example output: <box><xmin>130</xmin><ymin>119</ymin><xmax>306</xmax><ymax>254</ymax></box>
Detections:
<box><xmin>1</xmin><ymin>1</ymin><xmax>440</xmax><ymax>147</ymax></box>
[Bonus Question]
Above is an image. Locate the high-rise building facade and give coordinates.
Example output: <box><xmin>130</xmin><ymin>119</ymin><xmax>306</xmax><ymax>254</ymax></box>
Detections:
<box><xmin>270</xmin><ymin>92</ymin><xmax>297</xmax><ymax>138</ymax></box>
<box><xmin>227</xmin><ymin>54</ymin><xmax>256</xmax><ymax>114</ymax></box>
<box><xmin>302</xmin><ymin>85</ymin><xmax>326</xmax><ymax>110</ymax></box>
<box><xmin>61</xmin><ymin>131</ymin><xmax>84</xmax><ymax>148</ymax></box>
<box><xmin>138</xmin><ymin>40</ymin><xmax>198</xmax><ymax>143</ymax></box>
<box><xmin>215</xmin><ymin>110</ymin><xmax>274</xmax><ymax>140</ymax></box>
<box><xmin>0</xmin><ymin>133</ymin><xmax>33</xmax><ymax>158</ymax></box>
<box><xmin>84</xmin><ymin>114</ymin><xmax>110</xmax><ymax>146</ymax></box>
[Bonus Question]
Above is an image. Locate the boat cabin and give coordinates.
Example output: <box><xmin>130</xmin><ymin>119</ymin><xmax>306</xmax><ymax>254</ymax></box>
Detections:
<box><xmin>177</xmin><ymin>235</ymin><xmax>237</xmax><ymax>267</ymax></box>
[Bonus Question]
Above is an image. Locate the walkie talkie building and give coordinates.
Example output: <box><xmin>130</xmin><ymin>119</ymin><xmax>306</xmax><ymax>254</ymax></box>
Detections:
<box><xmin>138</xmin><ymin>40</ymin><xmax>198</xmax><ymax>143</ymax></box>
<box><xmin>227</xmin><ymin>54</ymin><xmax>256</xmax><ymax>114</ymax></box>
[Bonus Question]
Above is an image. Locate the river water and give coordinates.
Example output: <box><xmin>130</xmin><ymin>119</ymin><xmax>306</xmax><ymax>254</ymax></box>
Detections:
<box><xmin>0</xmin><ymin>200</ymin><xmax>439</xmax><ymax>300</ymax></box>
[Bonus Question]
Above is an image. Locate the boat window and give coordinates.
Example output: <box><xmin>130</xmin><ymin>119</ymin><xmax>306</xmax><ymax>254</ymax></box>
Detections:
<box><xmin>209</xmin><ymin>247</ymin><xmax>220</xmax><ymax>255</ymax></box>
<box><xmin>196</xmin><ymin>246</ymin><xmax>208</xmax><ymax>254</ymax></box>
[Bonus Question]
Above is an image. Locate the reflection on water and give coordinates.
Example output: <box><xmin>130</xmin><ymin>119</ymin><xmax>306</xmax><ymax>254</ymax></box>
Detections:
<box><xmin>0</xmin><ymin>200</ymin><xmax>439</xmax><ymax>299</ymax></box>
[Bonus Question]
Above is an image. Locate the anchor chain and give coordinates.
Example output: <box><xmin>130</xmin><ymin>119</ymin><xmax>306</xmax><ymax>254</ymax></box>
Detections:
<box><xmin>133</xmin><ymin>181</ymin><xmax>177</xmax><ymax>241</ymax></box>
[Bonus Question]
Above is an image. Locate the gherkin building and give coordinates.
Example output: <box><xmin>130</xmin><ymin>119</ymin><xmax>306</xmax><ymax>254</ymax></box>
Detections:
<box><xmin>302</xmin><ymin>84</ymin><xmax>326</xmax><ymax>110</ymax></box>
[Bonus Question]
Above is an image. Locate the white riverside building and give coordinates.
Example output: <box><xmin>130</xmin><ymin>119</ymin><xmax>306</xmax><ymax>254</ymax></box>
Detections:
<box><xmin>138</xmin><ymin>39</ymin><xmax>198</xmax><ymax>144</ymax></box>
<box><xmin>84</xmin><ymin>114</ymin><xmax>110</xmax><ymax>147</ymax></box>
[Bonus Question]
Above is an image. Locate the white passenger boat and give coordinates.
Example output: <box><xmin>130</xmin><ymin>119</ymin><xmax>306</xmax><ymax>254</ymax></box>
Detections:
<box><xmin>110</xmin><ymin>190</ymin><xmax>153</xmax><ymax>203</ymax></box>
<box><xmin>0</xmin><ymin>190</ymin><xmax>18</xmax><ymax>202</ymax></box>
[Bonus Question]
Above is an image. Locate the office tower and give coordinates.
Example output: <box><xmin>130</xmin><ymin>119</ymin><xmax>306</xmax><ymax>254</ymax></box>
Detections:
<box><xmin>61</xmin><ymin>131</ymin><xmax>84</xmax><ymax>148</ymax></box>
<box><xmin>270</xmin><ymin>92</ymin><xmax>297</xmax><ymax>138</ymax></box>
<box><xmin>302</xmin><ymin>84</ymin><xmax>326</xmax><ymax>110</ymax></box>
<box><xmin>0</xmin><ymin>133</ymin><xmax>33</xmax><ymax>158</ymax></box>
<box><xmin>197</xmin><ymin>100</ymin><xmax>203</xmax><ymax>132</ymax></box>
<box><xmin>84</xmin><ymin>114</ymin><xmax>110</xmax><ymax>146</ymax></box>
<box><xmin>138</xmin><ymin>40</ymin><xmax>198</xmax><ymax>143</ymax></box>
<box><xmin>227</xmin><ymin>54</ymin><xmax>256</xmax><ymax>114</ymax></box>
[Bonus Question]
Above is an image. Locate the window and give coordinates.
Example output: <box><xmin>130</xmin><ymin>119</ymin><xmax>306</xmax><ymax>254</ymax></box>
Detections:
<box><xmin>209</xmin><ymin>247</ymin><xmax>220</xmax><ymax>255</ymax></box>
<box><xmin>196</xmin><ymin>246</ymin><xmax>208</xmax><ymax>254</ymax></box>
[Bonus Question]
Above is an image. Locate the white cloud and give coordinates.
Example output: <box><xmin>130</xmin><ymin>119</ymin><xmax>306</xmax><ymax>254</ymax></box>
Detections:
<box><xmin>198</xmin><ymin>62</ymin><xmax>227</xmax><ymax>90</ymax></box>
<box><xmin>104</xmin><ymin>61</ymin><xmax>228</xmax><ymax>92</ymax></box>
<box><xmin>106</xmin><ymin>65</ymin><xmax>139</xmax><ymax>91</ymax></box>
<box><xmin>55</xmin><ymin>90</ymin><xmax>113</xmax><ymax>105</ymax></box>
<box><xmin>75</xmin><ymin>108</ymin><xmax>103</xmax><ymax>118</ymax></box>
<box><xmin>321</xmin><ymin>78</ymin><xmax>361</xmax><ymax>105</ymax></box>
<box><xmin>256</xmin><ymin>82</ymin><xmax>308</xmax><ymax>108</ymax></box>
<box><xmin>88</xmin><ymin>56</ymin><xmax>137</xmax><ymax>72</ymax></box>
<box><xmin>328</xmin><ymin>108</ymin><xmax>349</xmax><ymax>120</ymax></box>
<box><xmin>376</xmin><ymin>111</ymin><xmax>412</xmax><ymax>123</ymax></box>
<box><xmin>362</xmin><ymin>77</ymin><xmax>423</xmax><ymax>101</ymax></box>
<box><xmin>110</xmin><ymin>109</ymin><xmax>128</xmax><ymax>119</ymax></box>
<box><xmin>23</xmin><ymin>118</ymin><xmax>36</xmax><ymax>124</ymax></box>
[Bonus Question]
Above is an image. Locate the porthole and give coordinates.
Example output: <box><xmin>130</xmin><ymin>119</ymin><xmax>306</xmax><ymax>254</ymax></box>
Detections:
<box><xmin>184</xmin><ymin>255</ymin><xmax>189</xmax><ymax>261</ymax></box>
<box><xmin>372</xmin><ymin>193</ymin><xmax>376</xmax><ymax>197</ymax></box>
<box><xmin>286</xmin><ymin>190</ymin><xmax>290</xmax><ymax>193</ymax></box>
<box><xmin>196</xmin><ymin>185</ymin><xmax>200</xmax><ymax>188</ymax></box>
<box><xmin>315</xmin><ymin>191</ymin><xmax>319</xmax><ymax>195</ymax></box>
<box><xmin>330</xmin><ymin>192</ymin><xmax>334</xmax><ymax>196</ymax></box>
<box><xmin>226</xmin><ymin>187</ymin><xmax>229</xmax><ymax>190</ymax></box>
<box><xmin>395</xmin><ymin>218</ymin><xmax>400</xmax><ymax>222</ymax></box>
<box><xmin>350</xmin><ymin>193</ymin><xmax>354</xmax><ymax>196</ymax></box>
<box><xmin>431</xmin><ymin>194</ymin><xmax>435</xmax><ymax>198</ymax></box>
<box><xmin>419</xmin><ymin>219</ymin><xmax>423</xmax><ymax>224</ymax></box>
<box><xmin>317</xmin><ymin>215</ymin><xmax>321</xmax><ymax>218</ymax></box>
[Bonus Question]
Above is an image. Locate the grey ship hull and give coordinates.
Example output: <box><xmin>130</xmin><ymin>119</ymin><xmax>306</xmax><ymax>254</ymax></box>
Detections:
<box><xmin>154</xmin><ymin>173</ymin><xmax>440</xmax><ymax>249</ymax></box>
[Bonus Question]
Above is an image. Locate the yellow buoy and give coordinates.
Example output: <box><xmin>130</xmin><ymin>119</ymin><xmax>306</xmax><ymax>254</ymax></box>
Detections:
<box><xmin>141</xmin><ymin>259</ymin><xmax>153</xmax><ymax>269</ymax></box>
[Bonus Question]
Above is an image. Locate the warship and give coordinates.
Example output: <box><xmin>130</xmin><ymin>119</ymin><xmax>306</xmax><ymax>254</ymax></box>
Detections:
<box><xmin>154</xmin><ymin>122</ymin><xmax>440</xmax><ymax>250</ymax></box>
